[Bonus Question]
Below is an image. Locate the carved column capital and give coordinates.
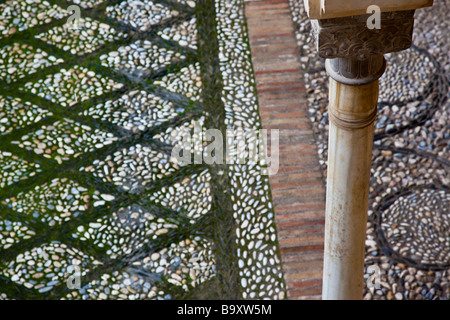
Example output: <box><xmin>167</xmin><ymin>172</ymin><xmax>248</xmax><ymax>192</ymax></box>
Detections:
<box><xmin>310</xmin><ymin>10</ymin><xmax>415</xmax><ymax>85</ymax></box>
<box><xmin>310</xmin><ymin>10</ymin><xmax>415</xmax><ymax>59</ymax></box>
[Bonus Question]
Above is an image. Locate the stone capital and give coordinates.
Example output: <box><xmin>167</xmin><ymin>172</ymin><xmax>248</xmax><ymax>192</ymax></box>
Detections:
<box><xmin>310</xmin><ymin>10</ymin><xmax>415</xmax><ymax>60</ymax></box>
<box><xmin>309</xmin><ymin>10</ymin><xmax>415</xmax><ymax>84</ymax></box>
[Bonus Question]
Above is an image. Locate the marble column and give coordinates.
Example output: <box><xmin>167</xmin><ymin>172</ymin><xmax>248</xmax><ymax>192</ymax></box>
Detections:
<box><xmin>308</xmin><ymin>10</ymin><xmax>417</xmax><ymax>299</ymax></box>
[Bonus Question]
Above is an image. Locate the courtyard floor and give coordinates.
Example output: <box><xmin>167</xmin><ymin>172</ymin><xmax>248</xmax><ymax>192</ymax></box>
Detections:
<box><xmin>0</xmin><ymin>0</ymin><xmax>448</xmax><ymax>300</ymax></box>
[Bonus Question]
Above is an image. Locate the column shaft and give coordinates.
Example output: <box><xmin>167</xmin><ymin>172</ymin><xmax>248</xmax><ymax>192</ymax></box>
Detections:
<box><xmin>322</xmin><ymin>78</ymin><xmax>378</xmax><ymax>300</ymax></box>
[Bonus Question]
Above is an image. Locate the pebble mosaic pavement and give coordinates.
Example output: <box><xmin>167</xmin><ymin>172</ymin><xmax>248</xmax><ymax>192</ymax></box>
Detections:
<box><xmin>289</xmin><ymin>0</ymin><xmax>449</xmax><ymax>300</ymax></box>
<box><xmin>0</xmin><ymin>0</ymin><xmax>287</xmax><ymax>300</ymax></box>
<box><xmin>0</xmin><ymin>0</ymin><xmax>448</xmax><ymax>301</ymax></box>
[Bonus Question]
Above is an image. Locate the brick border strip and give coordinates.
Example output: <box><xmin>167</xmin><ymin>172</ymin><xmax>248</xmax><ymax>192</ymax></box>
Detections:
<box><xmin>244</xmin><ymin>0</ymin><xmax>326</xmax><ymax>300</ymax></box>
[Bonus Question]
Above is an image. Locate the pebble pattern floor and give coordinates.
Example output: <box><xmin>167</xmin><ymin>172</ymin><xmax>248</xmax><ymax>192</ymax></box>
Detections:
<box><xmin>0</xmin><ymin>0</ymin><xmax>448</xmax><ymax>301</ymax></box>
<box><xmin>247</xmin><ymin>0</ymin><xmax>449</xmax><ymax>301</ymax></box>
<box><xmin>0</xmin><ymin>0</ymin><xmax>287</xmax><ymax>300</ymax></box>
<box><xmin>287</xmin><ymin>0</ymin><xmax>449</xmax><ymax>300</ymax></box>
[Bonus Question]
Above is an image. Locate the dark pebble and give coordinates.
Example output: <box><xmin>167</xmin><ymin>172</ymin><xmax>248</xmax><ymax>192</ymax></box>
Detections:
<box><xmin>432</xmin><ymin>283</ymin><xmax>442</xmax><ymax>292</ymax></box>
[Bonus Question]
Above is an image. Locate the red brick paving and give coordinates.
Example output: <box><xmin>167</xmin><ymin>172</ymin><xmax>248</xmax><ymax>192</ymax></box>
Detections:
<box><xmin>244</xmin><ymin>0</ymin><xmax>326</xmax><ymax>300</ymax></box>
